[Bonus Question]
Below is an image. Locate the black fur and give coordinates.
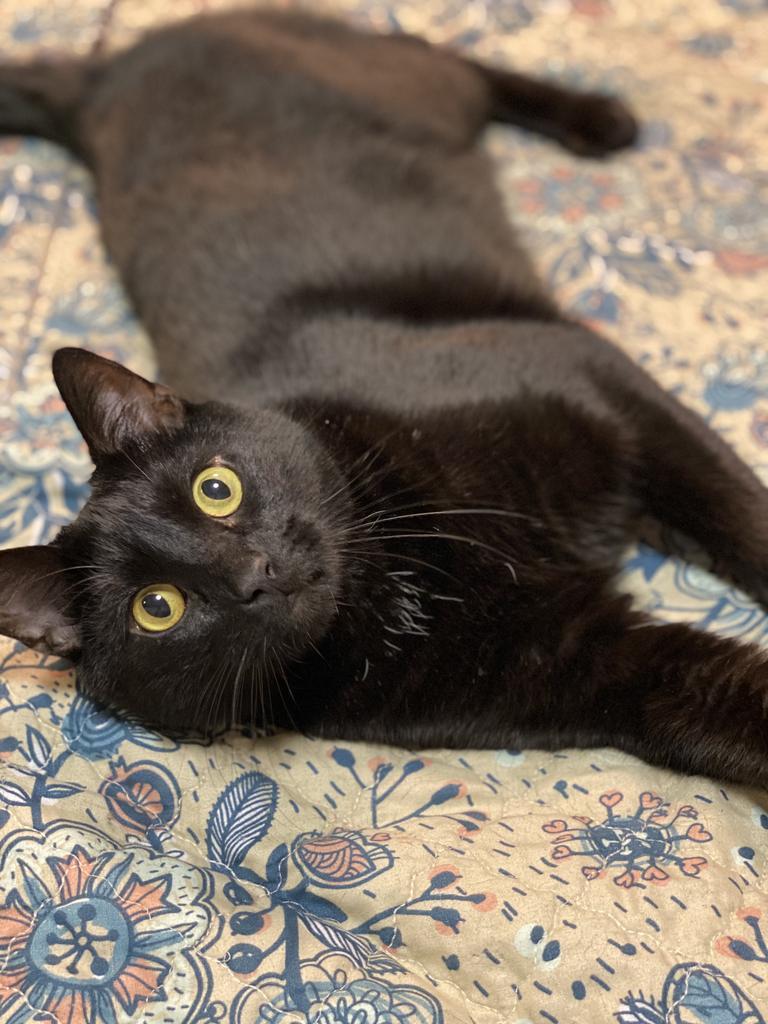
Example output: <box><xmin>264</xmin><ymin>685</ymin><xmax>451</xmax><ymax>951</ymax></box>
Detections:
<box><xmin>2</xmin><ymin>9</ymin><xmax>768</xmax><ymax>787</ymax></box>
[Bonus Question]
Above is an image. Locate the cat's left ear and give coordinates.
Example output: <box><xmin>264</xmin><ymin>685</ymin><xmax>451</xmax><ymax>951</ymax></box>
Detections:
<box><xmin>52</xmin><ymin>347</ymin><xmax>185</xmax><ymax>460</ymax></box>
<box><xmin>0</xmin><ymin>545</ymin><xmax>80</xmax><ymax>657</ymax></box>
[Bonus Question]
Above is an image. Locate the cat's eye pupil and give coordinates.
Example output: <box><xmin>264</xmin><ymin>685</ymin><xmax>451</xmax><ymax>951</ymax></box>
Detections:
<box><xmin>141</xmin><ymin>593</ymin><xmax>172</xmax><ymax>619</ymax></box>
<box><xmin>201</xmin><ymin>478</ymin><xmax>231</xmax><ymax>501</ymax></box>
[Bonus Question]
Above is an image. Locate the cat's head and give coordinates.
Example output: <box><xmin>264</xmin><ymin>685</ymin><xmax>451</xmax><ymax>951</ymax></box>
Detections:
<box><xmin>0</xmin><ymin>349</ymin><xmax>351</xmax><ymax>731</ymax></box>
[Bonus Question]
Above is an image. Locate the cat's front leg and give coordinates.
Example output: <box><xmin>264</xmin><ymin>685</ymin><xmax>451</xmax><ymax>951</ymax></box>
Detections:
<box><xmin>574</xmin><ymin>613</ymin><xmax>768</xmax><ymax>786</ymax></box>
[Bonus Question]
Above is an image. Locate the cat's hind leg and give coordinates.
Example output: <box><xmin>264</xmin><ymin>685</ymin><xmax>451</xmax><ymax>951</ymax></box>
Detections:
<box><xmin>587</xmin><ymin>343</ymin><xmax>768</xmax><ymax>608</ymax></box>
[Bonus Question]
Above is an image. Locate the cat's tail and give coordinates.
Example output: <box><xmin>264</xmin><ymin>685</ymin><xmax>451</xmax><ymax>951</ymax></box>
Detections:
<box><xmin>467</xmin><ymin>58</ymin><xmax>639</xmax><ymax>157</ymax></box>
<box><xmin>0</xmin><ymin>58</ymin><xmax>95</xmax><ymax>157</ymax></box>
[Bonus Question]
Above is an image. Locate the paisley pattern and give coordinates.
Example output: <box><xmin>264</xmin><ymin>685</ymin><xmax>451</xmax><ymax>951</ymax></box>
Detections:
<box><xmin>0</xmin><ymin>0</ymin><xmax>767</xmax><ymax>1021</ymax></box>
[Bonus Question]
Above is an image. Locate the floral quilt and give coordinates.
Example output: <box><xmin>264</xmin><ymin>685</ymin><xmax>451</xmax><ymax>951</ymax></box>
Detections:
<box><xmin>1</xmin><ymin>1</ymin><xmax>767</xmax><ymax>1022</ymax></box>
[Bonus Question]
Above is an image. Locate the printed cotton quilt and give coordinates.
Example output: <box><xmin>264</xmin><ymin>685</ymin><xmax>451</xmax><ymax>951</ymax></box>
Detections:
<box><xmin>1</xmin><ymin>1</ymin><xmax>767</xmax><ymax>1021</ymax></box>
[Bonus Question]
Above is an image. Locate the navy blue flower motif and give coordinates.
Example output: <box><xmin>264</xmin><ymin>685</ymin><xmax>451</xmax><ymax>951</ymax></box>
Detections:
<box><xmin>230</xmin><ymin>951</ymin><xmax>444</xmax><ymax>1024</ymax></box>
<box><xmin>621</xmin><ymin>542</ymin><xmax>668</xmax><ymax>584</ymax></box>
<box><xmin>719</xmin><ymin>0</ymin><xmax>768</xmax><ymax>12</ymax></box>
<box><xmin>616</xmin><ymin>962</ymin><xmax>765</xmax><ymax>1023</ymax></box>
<box><xmin>543</xmin><ymin>790</ymin><xmax>712</xmax><ymax>887</ymax></box>
<box><xmin>684</xmin><ymin>31</ymin><xmax>733</xmax><ymax>57</ymax></box>
<box><xmin>716</xmin><ymin>907</ymin><xmax>768</xmax><ymax>966</ymax></box>
<box><xmin>60</xmin><ymin>692</ymin><xmax>177</xmax><ymax>761</ymax></box>
<box><xmin>701</xmin><ymin>345</ymin><xmax>768</xmax><ymax>414</ymax></box>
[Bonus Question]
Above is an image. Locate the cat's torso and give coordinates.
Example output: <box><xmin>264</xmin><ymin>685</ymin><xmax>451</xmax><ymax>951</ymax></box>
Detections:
<box><xmin>284</xmin><ymin>394</ymin><xmax>639</xmax><ymax>748</ymax></box>
<box><xmin>78</xmin><ymin>8</ymin><xmax>553</xmax><ymax>403</ymax></box>
<box><xmin>9</xmin><ymin>7</ymin><xmax>768</xmax><ymax>787</ymax></box>
<box><xmin>68</xmin><ymin>8</ymin><xmax>658</xmax><ymax>747</ymax></box>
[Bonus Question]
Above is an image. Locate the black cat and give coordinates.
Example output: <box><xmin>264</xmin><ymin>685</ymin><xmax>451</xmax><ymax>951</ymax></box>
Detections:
<box><xmin>1</xmin><ymin>9</ymin><xmax>766</xmax><ymax>786</ymax></box>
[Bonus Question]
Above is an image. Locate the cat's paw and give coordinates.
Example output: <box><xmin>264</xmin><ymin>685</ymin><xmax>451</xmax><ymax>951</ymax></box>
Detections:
<box><xmin>561</xmin><ymin>94</ymin><xmax>639</xmax><ymax>157</ymax></box>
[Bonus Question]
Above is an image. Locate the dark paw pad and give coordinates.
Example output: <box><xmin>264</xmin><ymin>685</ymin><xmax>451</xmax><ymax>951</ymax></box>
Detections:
<box><xmin>562</xmin><ymin>95</ymin><xmax>639</xmax><ymax>157</ymax></box>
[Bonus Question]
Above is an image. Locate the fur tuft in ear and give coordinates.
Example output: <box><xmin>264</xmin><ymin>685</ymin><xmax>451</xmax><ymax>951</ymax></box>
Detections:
<box><xmin>0</xmin><ymin>545</ymin><xmax>80</xmax><ymax>658</ymax></box>
<box><xmin>52</xmin><ymin>347</ymin><xmax>185</xmax><ymax>459</ymax></box>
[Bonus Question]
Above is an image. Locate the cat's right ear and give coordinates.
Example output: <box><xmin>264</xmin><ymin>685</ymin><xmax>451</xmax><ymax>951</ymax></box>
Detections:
<box><xmin>52</xmin><ymin>347</ymin><xmax>185</xmax><ymax>460</ymax></box>
<box><xmin>0</xmin><ymin>545</ymin><xmax>80</xmax><ymax>658</ymax></box>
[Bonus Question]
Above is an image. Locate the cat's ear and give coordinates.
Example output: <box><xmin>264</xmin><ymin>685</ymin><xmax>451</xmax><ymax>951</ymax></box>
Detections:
<box><xmin>0</xmin><ymin>546</ymin><xmax>80</xmax><ymax>657</ymax></box>
<box><xmin>52</xmin><ymin>347</ymin><xmax>185</xmax><ymax>460</ymax></box>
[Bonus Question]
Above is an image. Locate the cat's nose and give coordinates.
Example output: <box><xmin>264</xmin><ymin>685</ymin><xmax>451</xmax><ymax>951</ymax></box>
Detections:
<box><xmin>233</xmin><ymin>552</ymin><xmax>281</xmax><ymax>604</ymax></box>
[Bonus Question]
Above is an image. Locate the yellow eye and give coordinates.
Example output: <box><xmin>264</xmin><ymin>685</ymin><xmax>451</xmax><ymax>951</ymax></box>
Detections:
<box><xmin>192</xmin><ymin>465</ymin><xmax>243</xmax><ymax>517</ymax></box>
<box><xmin>132</xmin><ymin>584</ymin><xmax>186</xmax><ymax>633</ymax></box>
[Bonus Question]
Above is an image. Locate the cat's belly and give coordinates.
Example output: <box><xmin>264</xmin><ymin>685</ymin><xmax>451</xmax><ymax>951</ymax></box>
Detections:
<box><xmin>218</xmin><ymin>317</ymin><xmax>627</xmax><ymax>417</ymax></box>
<box><xmin>97</xmin><ymin>151</ymin><xmax>548</xmax><ymax>404</ymax></box>
<box><xmin>79</xmin><ymin>11</ymin><xmax>551</xmax><ymax>400</ymax></box>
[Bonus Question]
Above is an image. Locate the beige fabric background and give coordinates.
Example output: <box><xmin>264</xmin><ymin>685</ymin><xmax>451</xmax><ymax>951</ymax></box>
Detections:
<box><xmin>0</xmin><ymin>2</ymin><xmax>767</xmax><ymax>1022</ymax></box>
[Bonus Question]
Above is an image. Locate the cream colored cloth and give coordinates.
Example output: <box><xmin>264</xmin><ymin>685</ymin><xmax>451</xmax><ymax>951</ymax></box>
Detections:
<box><xmin>0</xmin><ymin>2</ymin><xmax>767</xmax><ymax>1021</ymax></box>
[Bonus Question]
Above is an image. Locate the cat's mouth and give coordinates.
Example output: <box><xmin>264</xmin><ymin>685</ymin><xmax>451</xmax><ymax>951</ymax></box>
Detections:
<box><xmin>229</xmin><ymin>538</ymin><xmax>330</xmax><ymax>599</ymax></box>
<box><xmin>229</xmin><ymin>565</ymin><xmax>339</xmax><ymax>639</ymax></box>
<box><xmin>231</xmin><ymin>558</ymin><xmax>331</xmax><ymax>613</ymax></box>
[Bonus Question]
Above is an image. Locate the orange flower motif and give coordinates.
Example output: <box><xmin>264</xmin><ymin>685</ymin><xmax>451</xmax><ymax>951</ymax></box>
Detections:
<box><xmin>614</xmin><ymin>869</ymin><xmax>643</xmax><ymax>889</ymax></box>
<box><xmin>737</xmin><ymin>907</ymin><xmax>762</xmax><ymax>922</ymax></box>
<box><xmin>292</xmin><ymin>828</ymin><xmax>394</xmax><ymax>888</ymax></box>
<box><xmin>639</xmin><ymin>792</ymin><xmax>663</xmax><ymax>810</ymax></box>
<box><xmin>642</xmin><ymin>866</ymin><xmax>669</xmax><ymax>884</ymax></box>
<box><xmin>679</xmin><ymin>857</ymin><xmax>708</xmax><ymax>877</ymax></box>
<box><xmin>600</xmin><ymin>791</ymin><xmax>623</xmax><ymax>809</ymax></box>
<box><xmin>714</xmin><ymin>935</ymin><xmax>741</xmax><ymax>959</ymax></box>
<box><xmin>0</xmin><ymin>834</ymin><xmax>211</xmax><ymax>1021</ymax></box>
<box><xmin>473</xmin><ymin>894</ymin><xmax>498</xmax><ymax>913</ymax></box>
<box><xmin>686</xmin><ymin>824</ymin><xmax>713</xmax><ymax>842</ymax></box>
<box><xmin>99</xmin><ymin>757</ymin><xmax>179</xmax><ymax>836</ymax></box>
<box><xmin>716</xmin><ymin>250</ymin><xmax>768</xmax><ymax>276</ymax></box>
<box><xmin>676</xmin><ymin>805</ymin><xmax>697</xmax><ymax>819</ymax></box>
